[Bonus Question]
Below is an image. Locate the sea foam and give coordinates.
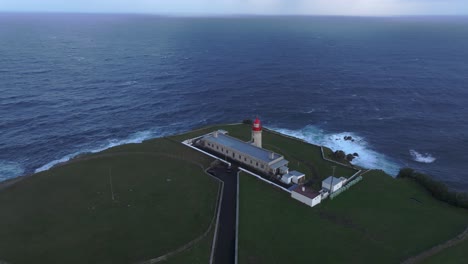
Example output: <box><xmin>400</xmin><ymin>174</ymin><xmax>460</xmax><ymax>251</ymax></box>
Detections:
<box><xmin>409</xmin><ymin>149</ymin><xmax>436</xmax><ymax>164</ymax></box>
<box><xmin>0</xmin><ymin>160</ymin><xmax>25</xmax><ymax>182</ymax></box>
<box><xmin>34</xmin><ymin>130</ymin><xmax>164</xmax><ymax>173</ymax></box>
<box><xmin>270</xmin><ymin>125</ymin><xmax>400</xmax><ymax>176</ymax></box>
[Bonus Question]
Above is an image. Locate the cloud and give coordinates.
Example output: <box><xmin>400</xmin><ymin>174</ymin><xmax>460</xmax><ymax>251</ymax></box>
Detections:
<box><xmin>0</xmin><ymin>0</ymin><xmax>467</xmax><ymax>15</ymax></box>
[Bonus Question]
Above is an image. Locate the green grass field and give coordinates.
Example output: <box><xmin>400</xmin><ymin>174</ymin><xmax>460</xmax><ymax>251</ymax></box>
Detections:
<box><xmin>422</xmin><ymin>238</ymin><xmax>468</xmax><ymax>264</ymax></box>
<box><xmin>0</xmin><ymin>138</ymin><xmax>219</xmax><ymax>264</ymax></box>
<box><xmin>2</xmin><ymin>123</ymin><xmax>466</xmax><ymax>263</ymax></box>
<box><xmin>238</xmin><ymin>170</ymin><xmax>468</xmax><ymax>263</ymax></box>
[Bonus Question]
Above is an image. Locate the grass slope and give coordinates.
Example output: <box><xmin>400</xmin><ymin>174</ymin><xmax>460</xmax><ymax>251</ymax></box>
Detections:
<box><xmin>422</xmin><ymin>238</ymin><xmax>468</xmax><ymax>264</ymax></box>
<box><xmin>0</xmin><ymin>138</ymin><xmax>218</xmax><ymax>264</ymax></box>
<box><xmin>239</xmin><ymin>170</ymin><xmax>468</xmax><ymax>263</ymax></box>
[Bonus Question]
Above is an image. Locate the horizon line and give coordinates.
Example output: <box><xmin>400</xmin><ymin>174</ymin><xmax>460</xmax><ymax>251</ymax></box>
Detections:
<box><xmin>1</xmin><ymin>11</ymin><xmax>468</xmax><ymax>18</ymax></box>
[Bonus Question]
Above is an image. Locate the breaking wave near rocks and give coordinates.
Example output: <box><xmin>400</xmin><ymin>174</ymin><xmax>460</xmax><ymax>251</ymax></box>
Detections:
<box><xmin>409</xmin><ymin>149</ymin><xmax>436</xmax><ymax>164</ymax></box>
<box><xmin>34</xmin><ymin>129</ymin><xmax>168</xmax><ymax>173</ymax></box>
<box><xmin>270</xmin><ymin>125</ymin><xmax>400</xmax><ymax>176</ymax></box>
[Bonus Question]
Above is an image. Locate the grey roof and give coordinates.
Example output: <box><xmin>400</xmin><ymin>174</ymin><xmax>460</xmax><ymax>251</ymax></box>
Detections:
<box><xmin>292</xmin><ymin>186</ymin><xmax>320</xmax><ymax>199</ymax></box>
<box><xmin>283</xmin><ymin>170</ymin><xmax>305</xmax><ymax>179</ymax></box>
<box><xmin>322</xmin><ymin>176</ymin><xmax>344</xmax><ymax>186</ymax></box>
<box><xmin>288</xmin><ymin>170</ymin><xmax>305</xmax><ymax>177</ymax></box>
<box><xmin>203</xmin><ymin>132</ymin><xmax>283</xmax><ymax>163</ymax></box>
<box><xmin>270</xmin><ymin>159</ymin><xmax>289</xmax><ymax>169</ymax></box>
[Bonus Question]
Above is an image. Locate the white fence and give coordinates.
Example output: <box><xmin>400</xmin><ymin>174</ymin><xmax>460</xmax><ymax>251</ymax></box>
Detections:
<box><xmin>238</xmin><ymin>167</ymin><xmax>291</xmax><ymax>193</ymax></box>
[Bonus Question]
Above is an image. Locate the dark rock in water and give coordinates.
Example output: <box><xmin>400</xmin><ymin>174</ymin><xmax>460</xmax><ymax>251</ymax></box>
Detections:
<box><xmin>334</xmin><ymin>150</ymin><xmax>346</xmax><ymax>160</ymax></box>
<box><xmin>346</xmin><ymin>154</ymin><xmax>355</xmax><ymax>161</ymax></box>
<box><xmin>242</xmin><ymin>119</ymin><xmax>253</xmax><ymax>125</ymax></box>
<box><xmin>344</xmin><ymin>136</ymin><xmax>353</xmax><ymax>141</ymax></box>
<box><xmin>353</xmin><ymin>152</ymin><xmax>359</xmax><ymax>157</ymax></box>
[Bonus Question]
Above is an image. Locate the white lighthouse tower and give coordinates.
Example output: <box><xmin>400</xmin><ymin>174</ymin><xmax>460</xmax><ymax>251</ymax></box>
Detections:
<box><xmin>251</xmin><ymin>117</ymin><xmax>262</xmax><ymax>148</ymax></box>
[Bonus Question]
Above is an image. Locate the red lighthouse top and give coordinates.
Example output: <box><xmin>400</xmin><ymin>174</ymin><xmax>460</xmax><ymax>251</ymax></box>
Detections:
<box><xmin>252</xmin><ymin>117</ymin><xmax>262</xmax><ymax>132</ymax></box>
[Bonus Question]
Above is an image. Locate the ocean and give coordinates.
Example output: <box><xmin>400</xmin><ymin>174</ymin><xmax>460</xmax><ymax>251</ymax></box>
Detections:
<box><xmin>1</xmin><ymin>13</ymin><xmax>467</xmax><ymax>191</ymax></box>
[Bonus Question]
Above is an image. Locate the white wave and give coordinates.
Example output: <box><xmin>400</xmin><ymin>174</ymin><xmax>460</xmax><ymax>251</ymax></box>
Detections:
<box><xmin>269</xmin><ymin>125</ymin><xmax>400</xmax><ymax>176</ymax></box>
<box><xmin>0</xmin><ymin>160</ymin><xmax>25</xmax><ymax>182</ymax></box>
<box><xmin>120</xmin><ymin>80</ymin><xmax>138</xmax><ymax>86</ymax></box>
<box><xmin>409</xmin><ymin>149</ymin><xmax>436</xmax><ymax>164</ymax></box>
<box><xmin>34</xmin><ymin>130</ymin><xmax>162</xmax><ymax>173</ymax></box>
<box><xmin>72</xmin><ymin>56</ymin><xmax>85</xmax><ymax>61</ymax></box>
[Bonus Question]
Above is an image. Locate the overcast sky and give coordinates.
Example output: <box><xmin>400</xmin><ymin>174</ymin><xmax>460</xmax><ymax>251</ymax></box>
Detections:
<box><xmin>1</xmin><ymin>0</ymin><xmax>467</xmax><ymax>16</ymax></box>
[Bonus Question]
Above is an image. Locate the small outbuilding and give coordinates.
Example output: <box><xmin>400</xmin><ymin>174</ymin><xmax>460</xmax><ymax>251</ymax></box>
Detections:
<box><xmin>280</xmin><ymin>170</ymin><xmax>305</xmax><ymax>185</ymax></box>
<box><xmin>291</xmin><ymin>186</ymin><xmax>321</xmax><ymax>207</ymax></box>
<box><xmin>322</xmin><ymin>176</ymin><xmax>346</xmax><ymax>192</ymax></box>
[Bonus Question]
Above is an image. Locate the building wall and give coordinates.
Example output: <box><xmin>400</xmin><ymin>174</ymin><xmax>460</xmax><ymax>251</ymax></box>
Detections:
<box><xmin>323</xmin><ymin>181</ymin><xmax>343</xmax><ymax>192</ymax></box>
<box><xmin>292</xmin><ymin>192</ymin><xmax>312</xmax><ymax>207</ymax></box>
<box><xmin>292</xmin><ymin>176</ymin><xmax>305</xmax><ymax>184</ymax></box>
<box><xmin>311</xmin><ymin>195</ymin><xmax>321</xmax><ymax>207</ymax></box>
<box><xmin>281</xmin><ymin>176</ymin><xmax>292</xmax><ymax>184</ymax></box>
<box><xmin>252</xmin><ymin>130</ymin><xmax>262</xmax><ymax>148</ymax></box>
<box><xmin>332</xmin><ymin>182</ymin><xmax>343</xmax><ymax>192</ymax></box>
<box><xmin>291</xmin><ymin>192</ymin><xmax>322</xmax><ymax>207</ymax></box>
<box><xmin>202</xmin><ymin>139</ymin><xmax>272</xmax><ymax>174</ymax></box>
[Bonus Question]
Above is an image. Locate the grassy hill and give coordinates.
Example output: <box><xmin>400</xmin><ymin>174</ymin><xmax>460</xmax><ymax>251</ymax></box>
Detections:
<box><xmin>0</xmin><ymin>138</ymin><xmax>219</xmax><ymax>264</ymax></box>
<box><xmin>422</xmin><ymin>239</ymin><xmax>468</xmax><ymax>264</ymax></box>
<box><xmin>238</xmin><ymin>170</ymin><xmax>468</xmax><ymax>263</ymax></box>
<box><xmin>1</xmin><ymin>123</ymin><xmax>466</xmax><ymax>263</ymax></box>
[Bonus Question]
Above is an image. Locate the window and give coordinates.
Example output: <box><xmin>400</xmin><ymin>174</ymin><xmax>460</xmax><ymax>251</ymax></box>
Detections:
<box><xmin>244</xmin><ymin>157</ymin><xmax>247</xmax><ymax>162</ymax></box>
<box><xmin>256</xmin><ymin>162</ymin><xmax>258</xmax><ymax>166</ymax></box>
<box><xmin>221</xmin><ymin>148</ymin><xmax>224</xmax><ymax>152</ymax></box>
<box><xmin>216</xmin><ymin>146</ymin><xmax>219</xmax><ymax>150</ymax></box>
<box><xmin>261</xmin><ymin>164</ymin><xmax>264</xmax><ymax>169</ymax></box>
<box><xmin>232</xmin><ymin>153</ymin><xmax>235</xmax><ymax>158</ymax></box>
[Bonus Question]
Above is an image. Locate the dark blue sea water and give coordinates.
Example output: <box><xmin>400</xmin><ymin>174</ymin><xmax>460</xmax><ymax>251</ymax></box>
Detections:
<box><xmin>1</xmin><ymin>13</ymin><xmax>467</xmax><ymax>191</ymax></box>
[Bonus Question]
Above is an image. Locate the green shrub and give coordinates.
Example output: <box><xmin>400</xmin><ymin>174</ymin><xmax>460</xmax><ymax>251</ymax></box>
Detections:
<box><xmin>242</xmin><ymin>119</ymin><xmax>253</xmax><ymax>125</ymax></box>
<box><xmin>397</xmin><ymin>168</ymin><xmax>414</xmax><ymax>178</ymax></box>
<box><xmin>397</xmin><ymin>168</ymin><xmax>468</xmax><ymax>209</ymax></box>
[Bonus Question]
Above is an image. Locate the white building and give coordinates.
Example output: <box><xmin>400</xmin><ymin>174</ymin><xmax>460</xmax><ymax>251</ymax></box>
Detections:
<box><xmin>280</xmin><ymin>171</ymin><xmax>305</xmax><ymax>185</ymax></box>
<box><xmin>291</xmin><ymin>186</ymin><xmax>321</xmax><ymax>207</ymax></box>
<box><xmin>197</xmin><ymin>118</ymin><xmax>306</xmax><ymax>181</ymax></box>
<box><xmin>322</xmin><ymin>176</ymin><xmax>346</xmax><ymax>192</ymax></box>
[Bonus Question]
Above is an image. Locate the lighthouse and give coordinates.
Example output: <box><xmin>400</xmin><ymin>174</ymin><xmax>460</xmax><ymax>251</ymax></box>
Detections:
<box><xmin>251</xmin><ymin>117</ymin><xmax>262</xmax><ymax>148</ymax></box>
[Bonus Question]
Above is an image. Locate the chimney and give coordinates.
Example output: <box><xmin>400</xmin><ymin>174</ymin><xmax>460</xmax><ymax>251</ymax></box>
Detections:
<box><xmin>302</xmin><ymin>186</ymin><xmax>305</xmax><ymax>192</ymax></box>
<box><xmin>270</xmin><ymin>152</ymin><xmax>274</xmax><ymax>159</ymax></box>
<box><xmin>214</xmin><ymin>131</ymin><xmax>218</xmax><ymax>138</ymax></box>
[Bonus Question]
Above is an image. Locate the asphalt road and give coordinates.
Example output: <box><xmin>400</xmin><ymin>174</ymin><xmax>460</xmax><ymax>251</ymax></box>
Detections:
<box><xmin>208</xmin><ymin>164</ymin><xmax>238</xmax><ymax>264</ymax></box>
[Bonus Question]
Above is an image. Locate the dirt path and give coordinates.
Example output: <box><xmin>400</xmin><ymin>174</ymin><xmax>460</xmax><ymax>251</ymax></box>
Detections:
<box><xmin>401</xmin><ymin>226</ymin><xmax>468</xmax><ymax>264</ymax></box>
